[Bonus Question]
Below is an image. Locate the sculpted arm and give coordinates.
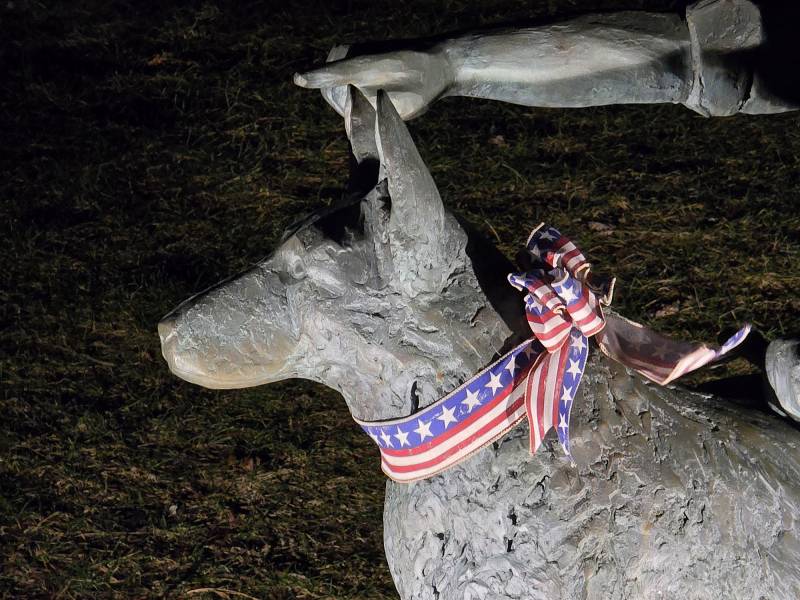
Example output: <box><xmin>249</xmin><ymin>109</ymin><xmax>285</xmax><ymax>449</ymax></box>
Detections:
<box><xmin>440</xmin><ymin>12</ymin><xmax>692</xmax><ymax>111</ymax></box>
<box><xmin>295</xmin><ymin>0</ymin><xmax>799</xmax><ymax>119</ymax></box>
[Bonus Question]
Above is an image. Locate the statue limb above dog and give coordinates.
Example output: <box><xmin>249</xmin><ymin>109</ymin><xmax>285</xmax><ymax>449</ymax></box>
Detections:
<box><xmin>295</xmin><ymin>0</ymin><xmax>800</xmax><ymax>119</ymax></box>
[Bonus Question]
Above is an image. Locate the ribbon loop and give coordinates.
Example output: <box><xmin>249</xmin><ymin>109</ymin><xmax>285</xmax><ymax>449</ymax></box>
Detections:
<box><xmin>526</xmin><ymin>293</ymin><xmax>571</xmax><ymax>352</ymax></box>
<box><xmin>527</xmin><ymin>224</ymin><xmax>590</xmax><ymax>275</ymax></box>
<box><xmin>509</xmin><ymin>271</ymin><xmax>573</xmax><ymax>351</ymax></box>
<box><xmin>550</xmin><ymin>271</ymin><xmax>606</xmax><ymax>338</ymax></box>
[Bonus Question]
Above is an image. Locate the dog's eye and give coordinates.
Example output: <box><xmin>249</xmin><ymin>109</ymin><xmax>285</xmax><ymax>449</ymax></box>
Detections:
<box><xmin>287</xmin><ymin>257</ymin><xmax>307</xmax><ymax>281</ymax></box>
<box><xmin>277</xmin><ymin>252</ymin><xmax>307</xmax><ymax>285</ymax></box>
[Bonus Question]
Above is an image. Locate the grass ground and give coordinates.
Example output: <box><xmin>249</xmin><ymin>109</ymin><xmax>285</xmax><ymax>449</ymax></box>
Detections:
<box><xmin>1</xmin><ymin>0</ymin><xmax>799</xmax><ymax>598</ymax></box>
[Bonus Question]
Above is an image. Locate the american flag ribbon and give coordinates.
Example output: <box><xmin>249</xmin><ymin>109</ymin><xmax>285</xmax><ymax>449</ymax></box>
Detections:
<box><xmin>356</xmin><ymin>223</ymin><xmax>750</xmax><ymax>482</ymax></box>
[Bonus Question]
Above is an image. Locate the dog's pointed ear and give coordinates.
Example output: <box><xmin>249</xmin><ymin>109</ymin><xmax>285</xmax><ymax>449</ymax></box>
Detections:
<box><xmin>345</xmin><ymin>85</ymin><xmax>379</xmax><ymax>164</ymax></box>
<box><xmin>375</xmin><ymin>90</ymin><xmax>451</xmax><ymax>296</ymax></box>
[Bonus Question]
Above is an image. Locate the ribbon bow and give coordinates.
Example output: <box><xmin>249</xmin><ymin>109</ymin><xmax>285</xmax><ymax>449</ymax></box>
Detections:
<box><xmin>355</xmin><ymin>224</ymin><xmax>749</xmax><ymax>482</ymax></box>
<box><xmin>506</xmin><ymin>224</ymin><xmax>611</xmax><ymax>455</ymax></box>
<box><xmin>508</xmin><ymin>224</ymin><xmax>749</xmax><ymax>456</ymax></box>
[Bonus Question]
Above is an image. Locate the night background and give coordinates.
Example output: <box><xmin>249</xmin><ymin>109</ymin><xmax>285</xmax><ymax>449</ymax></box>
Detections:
<box><xmin>2</xmin><ymin>0</ymin><xmax>798</xmax><ymax>598</ymax></box>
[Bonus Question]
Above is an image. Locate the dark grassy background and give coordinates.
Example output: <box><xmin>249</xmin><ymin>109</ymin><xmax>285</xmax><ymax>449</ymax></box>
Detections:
<box><xmin>2</xmin><ymin>0</ymin><xmax>798</xmax><ymax>598</ymax></box>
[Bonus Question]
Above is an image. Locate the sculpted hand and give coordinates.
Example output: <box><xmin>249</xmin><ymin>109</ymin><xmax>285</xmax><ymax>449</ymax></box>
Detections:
<box><xmin>293</xmin><ymin>44</ymin><xmax>455</xmax><ymax>119</ymax></box>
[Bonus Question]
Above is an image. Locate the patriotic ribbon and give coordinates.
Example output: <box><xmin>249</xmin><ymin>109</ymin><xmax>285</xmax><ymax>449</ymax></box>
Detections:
<box><xmin>356</xmin><ymin>224</ymin><xmax>750</xmax><ymax>482</ymax></box>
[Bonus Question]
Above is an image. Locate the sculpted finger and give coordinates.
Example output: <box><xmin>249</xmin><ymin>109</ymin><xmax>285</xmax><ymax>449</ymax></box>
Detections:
<box><xmin>321</xmin><ymin>84</ymin><xmax>349</xmax><ymax>117</ymax></box>
<box><xmin>295</xmin><ymin>53</ymin><xmax>409</xmax><ymax>91</ymax></box>
<box><xmin>294</xmin><ymin>43</ymin><xmax>350</xmax><ymax>89</ymax></box>
<box><xmin>293</xmin><ymin>60</ymin><xmax>364</xmax><ymax>89</ymax></box>
<box><xmin>325</xmin><ymin>44</ymin><xmax>350</xmax><ymax>63</ymax></box>
<box><xmin>345</xmin><ymin>85</ymin><xmax>379</xmax><ymax>162</ymax></box>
